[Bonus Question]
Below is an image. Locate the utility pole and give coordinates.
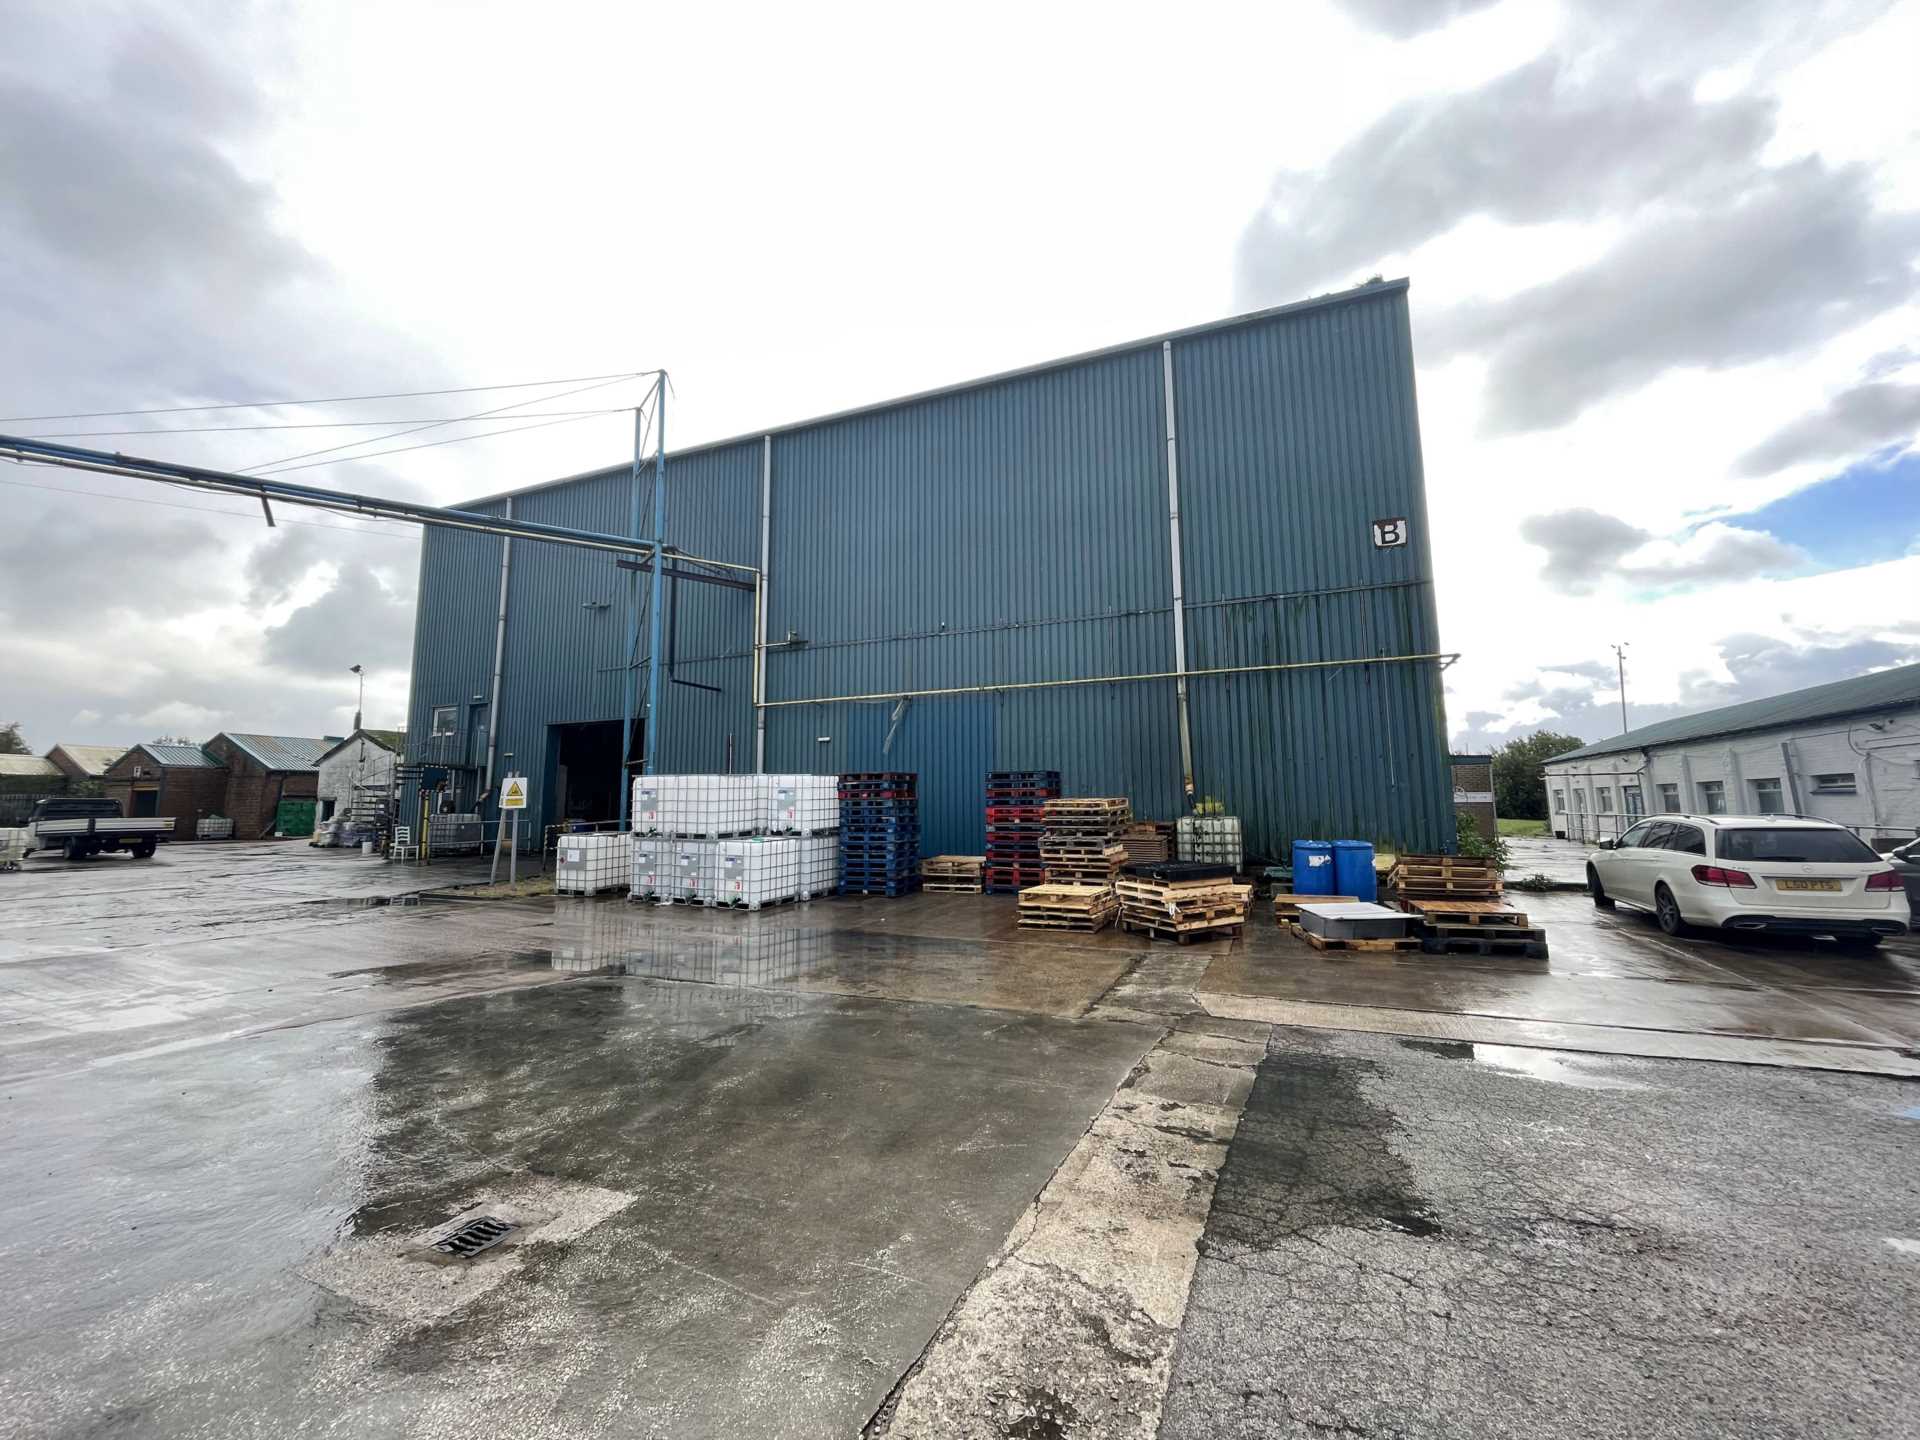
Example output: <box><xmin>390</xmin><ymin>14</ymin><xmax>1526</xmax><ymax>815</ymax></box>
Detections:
<box><xmin>1611</xmin><ymin>642</ymin><xmax>1629</xmax><ymax>734</ymax></box>
<box><xmin>349</xmin><ymin>663</ymin><xmax>364</xmax><ymax>731</ymax></box>
<box><xmin>643</xmin><ymin>371</ymin><xmax>668</xmax><ymax>781</ymax></box>
<box><xmin>618</xmin><ymin>403</ymin><xmax>645</xmax><ymax>827</ymax></box>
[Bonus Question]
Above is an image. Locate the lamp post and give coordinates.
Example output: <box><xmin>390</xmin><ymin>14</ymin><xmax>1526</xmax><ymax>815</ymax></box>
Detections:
<box><xmin>349</xmin><ymin>663</ymin><xmax>365</xmax><ymax>732</ymax></box>
<box><xmin>1610</xmin><ymin>643</ymin><xmax>1629</xmax><ymax>735</ymax></box>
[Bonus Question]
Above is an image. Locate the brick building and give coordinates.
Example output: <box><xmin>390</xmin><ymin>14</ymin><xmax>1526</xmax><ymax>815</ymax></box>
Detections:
<box><xmin>1450</xmin><ymin>752</ymin><xmax>1497</xmax><ymax>842</ymax></box>
<box><xmin>46</xmin><ymin>743</ymin><xmax>129</xmax><ymax>786</ymax></box>
<box><xmin>103</xmin><ymin>743</ymin><xmax>230</xmax><ymax>836</ymax></box>
<box><xmin>0</xmin><ymin>754</ymin><xmax>65</xmax><ymax>826</ymax></box>
<box><xmin>202</xmin><ymin>733</ymin><xmax>333</xmax><ymax>840</ymax></box>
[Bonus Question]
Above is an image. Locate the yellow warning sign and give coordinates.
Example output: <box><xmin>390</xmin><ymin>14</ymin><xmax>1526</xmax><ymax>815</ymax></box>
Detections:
<box><xmin>500</xmin><ymin>775</ymin><xmax>528</xmax><ymax>810</ymax></box>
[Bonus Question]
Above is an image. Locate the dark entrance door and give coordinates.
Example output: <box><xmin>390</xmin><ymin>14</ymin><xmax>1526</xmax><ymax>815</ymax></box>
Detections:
<box><xmin>131</xmin><ymin>788</ymin><xmax>160</xmax><ymax>818</ymax></box>
<box><xmin>550</xmin><ymin>721</ymin><xmax>644</xmax><ymax>825</ymax></box>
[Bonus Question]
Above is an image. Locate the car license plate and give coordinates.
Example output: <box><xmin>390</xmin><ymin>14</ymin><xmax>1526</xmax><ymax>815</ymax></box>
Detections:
<box><xmin>1776</xmin><ymin>878</ymin><xmax>1842</xmax><ymax>893</ymax></box>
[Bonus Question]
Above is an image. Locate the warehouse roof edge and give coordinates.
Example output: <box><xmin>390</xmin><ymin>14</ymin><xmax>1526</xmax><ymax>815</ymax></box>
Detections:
<box><xmin>458</xmin><ymin>277</ymin><xmax>1414</xmax><ymax>508</ymax></box>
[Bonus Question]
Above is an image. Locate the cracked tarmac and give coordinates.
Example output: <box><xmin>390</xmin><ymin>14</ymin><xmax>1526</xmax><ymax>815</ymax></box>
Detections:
<box><xmin>3</xmin><ymin>840</ymin><xmax>1917</xmax><ymax>1437</ymax></box>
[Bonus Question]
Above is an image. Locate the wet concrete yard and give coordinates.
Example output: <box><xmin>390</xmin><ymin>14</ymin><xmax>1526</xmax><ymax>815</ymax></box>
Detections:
<box><xmin>3</xmin><ymin>841</ymin><xmax>1917</xmax><ymax>1437</ymax></box>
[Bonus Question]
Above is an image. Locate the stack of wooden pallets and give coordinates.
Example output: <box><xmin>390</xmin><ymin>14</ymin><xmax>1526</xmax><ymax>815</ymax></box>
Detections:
<box><xmin>920</xmin><ymin>854</ymin><xmax>985</xmax><ymax>893</ymax></box>
<box><xmin>1116</xmin><ymin>863</ymin><xmax>1251</xmax><ymax>944</ymax></box>
<box><xmin>1387</xmin><ymin>853</ymin><xmax>1503</xmax><ymax>900</ymax></box>
<box><xmin>1040</xmin><ymin>797</ymin><xmax>1131</xmax><ymax>886</ymax></box>
<box><xmin>1398</xmin><ymin>897</ymin><xmax>1549</xmax><ymax>959</ymax></box>
<box><xmin>1120</xmin><ymin>822</ymin><xmax>1173</xmax><ymax>866</ymax></box>
<box><xmin>1016</xmin><ymin>883</ymin><xmax>1119</xmax><ymax>932</ymax></box>
<box><xmin>985</xmin><ymin>771</ymin><xmax>1058</xmax><ymax>894</ymax></box>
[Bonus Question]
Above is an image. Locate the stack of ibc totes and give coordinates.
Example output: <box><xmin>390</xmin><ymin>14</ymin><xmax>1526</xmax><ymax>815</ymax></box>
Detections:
<box><xmin>630</xmin><ymin>774</ymin><xmax>842</xmax><ymax>907</ymax></box>
<box><xmin>838</xmin><ymin>773</ymin><xmax>920</xmax><ymax>895</ymax></box>
<box><xmin>556</xmin><ymin>831</ymin><xmax>631</xmax><ymax>895</ymax></box>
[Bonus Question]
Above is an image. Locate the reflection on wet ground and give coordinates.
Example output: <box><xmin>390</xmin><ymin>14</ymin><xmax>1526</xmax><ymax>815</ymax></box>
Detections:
<box><xmin>1202</xmin><ymin>888</ymin><xmax>1920</xmax><ymax>1051</ymax></box>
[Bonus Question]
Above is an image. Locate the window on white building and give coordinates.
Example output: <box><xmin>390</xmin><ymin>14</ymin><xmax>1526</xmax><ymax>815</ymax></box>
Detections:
<box><xmin>1552</xmin><ymin>789</ymin><xmax>1565</xmax><ymax>813</ymax></box>
<box><xmin>1595</xmin><ymin>786</ymin><xmax>1614</xmax><ymax>813</ymax></box>
<box><xmin>1573</xmin><ymin>790</ymin><xmax>1587</xmax><ymax>813</ymax></box>
<box><xmin>1657</xmin><ymin>783</ymin><xmax>1680</xmax><ymax>813</ymax></box>
<box><xmin>1623</xmin><ymin>785</ymin><xmax>1644</xmax><ymax>816</ymax></box>
<box><xmin>1751</xmin><ymin>777</ymin><xmax>1785</xmax><ymax>814</ymax></box>
<box><xmin>1811</xmin><ymin>772</ymin><xmax>1856</xmax><ymax>795</ymax></box>
<box><xmin>1697</xmin><ymin>780</ymin><xmax>1727</xmax><ymax>815</ymax></box>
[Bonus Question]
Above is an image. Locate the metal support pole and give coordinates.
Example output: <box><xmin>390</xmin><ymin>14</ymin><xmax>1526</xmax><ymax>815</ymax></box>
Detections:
<box><xmin>510</xmin><ymin>811</ymin><xmax>519</xmax><ymax>886</ymax></box>
<box><xmin>755</xmin><ymin>434</ymin><xmax>771</xmax><ymax>774</ymax></box>
<box><xmin>484</xmin><ymin>497</ymin><xmax>513</xmax><ymax>796</ymax></box>
<box><xmin>643</xmin><ymin>373</ymin><xmax>668</xmax><ymax>777</ymax></box>
<box><xmin>1162</xmin><ymin>341</ymin><xmax>1196</xmax><ymax>803</ymax></box>
<box><xmin>619</xmin><ymin>409</ymin><xmax>645</xmax><ymax>826</ymax></box>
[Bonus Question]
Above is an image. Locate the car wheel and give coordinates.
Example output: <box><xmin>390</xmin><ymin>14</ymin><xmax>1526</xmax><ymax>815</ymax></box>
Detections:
<box><xmin>1654</xmin><ymin>884</ymin><xmax>1688</xmax><ymax>937</ymax></box>
<box><xmin>1587</xmin><ymin>865</ymin><xmax>1615</xmax><ymax>909</ymax></box>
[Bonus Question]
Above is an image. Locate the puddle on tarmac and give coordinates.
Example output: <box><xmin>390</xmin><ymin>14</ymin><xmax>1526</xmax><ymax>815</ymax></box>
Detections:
<box><xmin>1399</xmin><ymin>1037</ymin><xmax>1648</xmax><ymax>1089</ymax></box>
<box><xmin>1471</xmin><ymin>1044</ymin><xmax>1650</xmax><ymax>1090</ymax></box>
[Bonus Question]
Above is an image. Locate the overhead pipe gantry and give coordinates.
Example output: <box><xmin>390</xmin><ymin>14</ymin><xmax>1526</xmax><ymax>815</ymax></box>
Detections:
<box><xmin>0</xmin><ymin>429</ymin><xmax>763</xmax><ymax>822</ymax></box>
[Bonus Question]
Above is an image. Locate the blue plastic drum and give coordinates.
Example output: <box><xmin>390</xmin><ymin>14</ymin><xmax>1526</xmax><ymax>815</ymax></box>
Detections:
<box><xmin>1332</xmin><ymin>840</ymin><xmax>1377</xmax><ymax>902</ymax></box>
<box><xmin>1292</xmin><ymin>840</ymin><xmax>1335</xmax><ymax>895</ymax></box>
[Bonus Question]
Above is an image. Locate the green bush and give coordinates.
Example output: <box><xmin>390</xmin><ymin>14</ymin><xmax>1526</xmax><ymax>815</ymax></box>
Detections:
<box><xmin>1455</xmin><ymin>811</ymin><xmax>1511</xmax><ymax>872</ymax></box>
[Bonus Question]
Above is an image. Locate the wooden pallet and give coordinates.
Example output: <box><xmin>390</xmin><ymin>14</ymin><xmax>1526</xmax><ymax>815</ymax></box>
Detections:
<box><xmin>1017</xmin><ymin>882</ymin><xmax>1118</xmax><ymax>933</ymax></box>
<box><xmin>1401</xmin><ymin>899</ymin><xmax>1529</xmax><ymax>927</ymax></box>
<box><xmin>1120</xmin><ymin>915</ymin><xmax>1245</xmax><ymax>944</ymax></box>
<box><xmin>922</xmin><ymin>879</ymin><xmax>985</xmax><ymax>893</ymax></box>
<box><xmin>1394</xmin><ymin>879</ymin><xmax>1504</xmax><ymax>899</ymax></box>
<box><xmin>1040</xmin><ymin>837</ymin><xmax>1129</xmax><ymax>856</ymax></box>
<box><xmin>922</xmin><ymin>853</ymin><xmax>985</xmax><ymax>878</ymax></box>
<box><xmin>1300</xmin><ymin>931</ymin><xmax>1422</xmax><ymax>953</ymax></box>
<box><xmin>1042</xmin><ymin>797</ymin><xmax>1132</xmax><ymax>818</ymax></box>
<box><xmin>1422</xmin><ymin>933</ymin><xmax>1550</xmax><ymax>959</ymax></box>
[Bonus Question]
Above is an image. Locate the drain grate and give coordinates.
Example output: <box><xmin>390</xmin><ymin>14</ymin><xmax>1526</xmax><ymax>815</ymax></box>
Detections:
<box><xmin>432</xmin><ymin>1216</ymin><xmax>517</xmax><ymax>1259</ymax></box>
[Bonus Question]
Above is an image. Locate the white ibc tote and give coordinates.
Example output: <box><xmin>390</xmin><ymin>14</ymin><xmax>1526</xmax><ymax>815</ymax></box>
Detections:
<box><xmin>634</xmin><ymin>775</ymin><xmax>758</xmax><ymax>837</ymax></box>
<box><xmin>630</xmin><ymin>838</ymin><xmax>670</xmax><ymax>899</ymax></box>
<box><xmin>764</xmin><ymin>774</ymin><xmax>839</xmax><ymax>834</ymax></box>
<box><xmin>716</xmin><ymin>837</ymin><xmax>801</xmax><ymax>908</ymax></box>
<box><xmin>671</xmin><ymin>840</ymin><xmax>719</xmax><ymax>902</ymax></box>
<box><xmin>798</xmin><ymin>834</ymin><xmax>838</xmax><ymax>898</ymax></box>
<box><xmin>555</xmin><ymin>832</ymin><xmax>631</xmax><ymax>895</ymax></box>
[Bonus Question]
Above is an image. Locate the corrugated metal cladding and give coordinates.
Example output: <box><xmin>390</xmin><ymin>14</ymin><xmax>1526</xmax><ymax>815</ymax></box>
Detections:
<box><xmin>405</xmin><ymin>279</ymin><xmax>1455</xmax><ymax>858</ymax></box>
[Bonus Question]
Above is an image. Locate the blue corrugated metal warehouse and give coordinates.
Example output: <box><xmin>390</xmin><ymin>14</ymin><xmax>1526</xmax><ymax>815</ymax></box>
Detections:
<box><xmin>403</xmin><ymin>278</ymin><xmax>1456</xmax><ymax>860</ymax></box>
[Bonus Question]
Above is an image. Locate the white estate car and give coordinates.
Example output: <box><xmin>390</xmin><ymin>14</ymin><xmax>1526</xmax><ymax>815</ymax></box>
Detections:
<box><xmin>1586</xmin><ymin>814</ymin><xmax>1911</xmax><ymax>949</ymax></box>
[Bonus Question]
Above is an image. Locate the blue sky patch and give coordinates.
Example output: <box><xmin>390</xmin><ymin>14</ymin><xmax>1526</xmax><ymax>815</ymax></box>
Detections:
<box><xmin>1720</xmin><ymin>450</ymin><xmax>1920</xmax><ymax>571</ymax></box>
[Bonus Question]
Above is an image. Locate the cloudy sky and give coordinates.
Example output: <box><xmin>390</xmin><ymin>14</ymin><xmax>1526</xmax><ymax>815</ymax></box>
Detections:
<box><xmin>3</xmin><ymin>0</ymin><xmax>1917</xmax><ymax>753</ymax></box>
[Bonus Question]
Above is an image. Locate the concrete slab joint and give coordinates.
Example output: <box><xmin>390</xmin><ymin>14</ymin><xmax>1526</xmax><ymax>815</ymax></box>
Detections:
<box><xmin>867</xmin><ymin>1020</ymin><xmax>1267</xmax><ymax>1439</ymax></box>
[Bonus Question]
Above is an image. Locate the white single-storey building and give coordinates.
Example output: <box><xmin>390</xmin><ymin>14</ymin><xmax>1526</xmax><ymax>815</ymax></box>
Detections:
<box><xmin>1544</xmin><ymin>663</ymin><xmax>1920</xmax><ymax>849</ymax></box>
<box><xmin>315</xmin><ymin>729</ymin><xmax>405</xmax><ymax>823</ymax></box>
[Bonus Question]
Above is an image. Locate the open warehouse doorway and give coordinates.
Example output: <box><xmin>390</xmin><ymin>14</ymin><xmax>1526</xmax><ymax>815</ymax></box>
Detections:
<box><xmin>549</xmin><ymin>720</ymin><xmax>643</xmax><ymax>826</ymax></box>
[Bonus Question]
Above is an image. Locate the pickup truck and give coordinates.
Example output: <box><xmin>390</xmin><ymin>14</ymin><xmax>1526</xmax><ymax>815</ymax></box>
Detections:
<box><xmin>26</xmin><ymin>796</ymin><xmax>174</xmax><ymax>860</ymax></box>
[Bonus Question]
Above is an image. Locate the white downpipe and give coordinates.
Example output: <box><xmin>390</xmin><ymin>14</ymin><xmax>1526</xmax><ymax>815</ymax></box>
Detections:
<box><xmin>755</xmin><ymin>435</ymin><xmax>771</xmax><ymax>775</ymax></box>
<box><xmin>1162</xmin><ymin>341</ymin><xmax>1195</xmax><ymax>801</ymax></box>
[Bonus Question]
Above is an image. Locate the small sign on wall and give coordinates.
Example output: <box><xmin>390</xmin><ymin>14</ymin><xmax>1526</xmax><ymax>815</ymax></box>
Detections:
<box><xmin>1372</xmin><ymin>517</ymin><xmax>1409</xmax><ymax>548</ymax></box>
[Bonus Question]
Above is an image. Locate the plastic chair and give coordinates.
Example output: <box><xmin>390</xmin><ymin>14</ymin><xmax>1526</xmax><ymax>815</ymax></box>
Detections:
<box><xmin>390</xmin><ymin>826</ymin><xmax>418</xmax><ymax>862</ymax></box>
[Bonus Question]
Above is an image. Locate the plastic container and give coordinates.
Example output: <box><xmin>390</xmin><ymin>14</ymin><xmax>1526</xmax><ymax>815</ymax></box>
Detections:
<box><xmin>1292</xmin><ymin>840</ymin><xmax>1335</xmax><ymax>895</ymax></box>
<box><xmin>556</xmin><ymin>833</ymin><xmax>631</xmax><ymax>895</ymax></box>
<box><xmin>717</xmin><ymin>837</ymin><xmax>800</xmax><ymax>908</ymax></box>
<box><xmin>1332</xmin><ymin>840</ymin><xmax>1377</xmax><ymax>903</ymax></box>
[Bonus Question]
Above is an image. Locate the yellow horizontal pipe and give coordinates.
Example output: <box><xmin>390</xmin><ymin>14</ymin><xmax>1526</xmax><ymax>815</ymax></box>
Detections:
<box><xmin>756</xmin><ymin>651</ymin><xmax>1458</xmax><ymax>708</ymax></box>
